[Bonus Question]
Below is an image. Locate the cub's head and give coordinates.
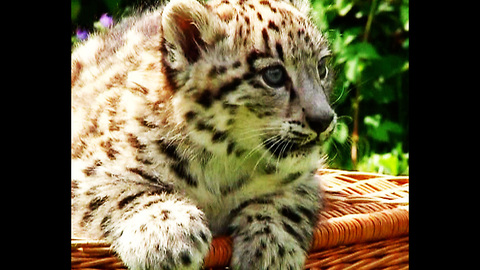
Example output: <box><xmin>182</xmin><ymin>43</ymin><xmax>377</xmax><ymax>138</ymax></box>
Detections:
<box><xmin>162</xmin><ymin>0</ymin><xmax>336</xmax><ymax>169</ymax></box>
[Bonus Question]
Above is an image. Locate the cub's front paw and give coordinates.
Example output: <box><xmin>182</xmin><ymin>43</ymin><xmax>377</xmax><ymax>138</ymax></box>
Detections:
<box><xmin>230</xmin><ymin>229</ymin><xmax>307</xmax><ymax>270</ymax></box>
<box><xmin>111</xmin><ymin>203</ymin><xmax>212</xmax><ymax>269</ymax></box>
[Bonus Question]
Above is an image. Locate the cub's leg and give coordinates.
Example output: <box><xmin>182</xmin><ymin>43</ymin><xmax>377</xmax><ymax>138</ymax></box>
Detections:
<box><xmin>227</xmin><ymin>184</ymin><xmax>321</xmax><ymax>270</ymax></box>
<box><xmin>72</xmin><ymin>180</ymin><xmax>212</xmax><ymax>270</ymax></box>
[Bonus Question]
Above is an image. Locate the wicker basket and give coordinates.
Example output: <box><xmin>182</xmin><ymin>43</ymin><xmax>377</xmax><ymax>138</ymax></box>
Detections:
<box><xmin>72</xmin><ymin>169</ymin><xmax>409</xmax><ymax>269</ymax></box>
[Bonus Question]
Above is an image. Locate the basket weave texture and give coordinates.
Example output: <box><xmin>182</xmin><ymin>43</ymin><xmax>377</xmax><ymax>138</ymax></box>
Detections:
<box><xmin>72</xmin><ymin>169</ymin><xmax>409</xmax><ymax>269</ymax></box>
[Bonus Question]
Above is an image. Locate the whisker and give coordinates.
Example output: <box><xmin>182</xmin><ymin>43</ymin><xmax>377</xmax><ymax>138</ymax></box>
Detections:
<box><xmin>234</xmin><ymin>127</ymin><xmax>282</xmax><ymax>138</ymax></box>
<box><xmin>335</xmin><ymin>115</ymin><xmax>353</xmax><ymax>124</ymax></box>
<box><xmin>276</xmin><ymin>139</ymin><xmax>293</xmax><ymax>169</ymax></box>
<box><xmin>235</xmin><ymin>131</ymin><xmax>277</xmax><ymax>142</ymax></box>
<box><xmin>238</xmin><ymin>135</ymin><xmax>281</xmax><ymax>170</ymax></box>
<box><xmin>331</xmin><ymin>86</ymin><xmax>347</xmax><ymax>106</ymax></box>
<box><xmin>236</xmin><ymin>126</ymin><xmax>282</xmax><ymax>133</ymax></box>
<box><xmin>258</xmin><ymin>136</ymin><xmax>286</xmax><ymax>174</ymax></box>
<box><xmin>252</xmin><ymin>142</ymin><xmax>275</xmax><ymax>172</ymax></box>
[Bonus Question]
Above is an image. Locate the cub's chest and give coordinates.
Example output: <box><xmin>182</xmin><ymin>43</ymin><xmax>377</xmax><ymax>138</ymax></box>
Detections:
<box><xmin>182</xmin><ymin>157</ymin><xmax>301</xmax><ymax>234</ymax></box>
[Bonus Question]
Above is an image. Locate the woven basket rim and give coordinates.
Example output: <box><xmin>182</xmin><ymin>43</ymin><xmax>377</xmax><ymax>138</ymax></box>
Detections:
<box><xmin>71</xmin><ymin>169</ymin><xmax>409</xmax><ymax>269</ymax></box>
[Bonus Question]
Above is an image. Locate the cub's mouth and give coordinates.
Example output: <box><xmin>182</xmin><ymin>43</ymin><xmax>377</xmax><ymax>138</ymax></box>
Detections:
<box><xmin>262</xmin><ymin>136</ymin><xmax>318</xmax><ymax>158</ymax></box>
<box><xmin>261</xmin><ymin>120</ymin><xmax>336</xmax><ymax>159</ymax></box>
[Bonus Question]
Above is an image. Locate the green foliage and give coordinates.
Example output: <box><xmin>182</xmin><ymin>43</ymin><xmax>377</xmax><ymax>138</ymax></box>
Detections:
<box><xmin>71</xmin><ymin>0</ymin><xmax>409</xmax><ymax>176</ymax></box>
<box><xmin>358</xmin><ymin>143</ymin><xmax>409</xmax><ymax>176</ymax></box>
<box><xmin>312</xmin><ymin>0</ymin><xmax>409</xmax><ymax>175</ymax></box>
<box><xmin>364</xmin><ymin>114</ymin><xmax>403</xmax><ymax>143</ymax></box>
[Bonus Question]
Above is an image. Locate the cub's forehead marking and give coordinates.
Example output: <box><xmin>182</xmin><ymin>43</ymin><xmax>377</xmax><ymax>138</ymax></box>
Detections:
<box><xmin>208</xmin><ymin>0</ymin><xmax>328</xmax><ymax>63</ymax></box>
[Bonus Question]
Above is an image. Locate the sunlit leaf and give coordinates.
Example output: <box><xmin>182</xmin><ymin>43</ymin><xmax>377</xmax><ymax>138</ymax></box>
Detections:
<box><xmin>344</xmin><ymin>57</ymin><xmax>359</xmax><ymax>83</ymax></box>
<box><xmin>364</xmin><ymin>114</ymin><xmax>381</xmax><ymax>128</ymax></box>
<box><xmin>335</xmin><ymin>0</ymin><xmax>353</xmax><ymax>16</ymax></box>
<box><xmin>400</xmin><ymin>0</ymin><xmax>409</xmax><ymax>31</ymax></box>
<box><xmin>332</xmin><ymin>121</ymin><xmax>349</xmax><ymax>143</ymax></box>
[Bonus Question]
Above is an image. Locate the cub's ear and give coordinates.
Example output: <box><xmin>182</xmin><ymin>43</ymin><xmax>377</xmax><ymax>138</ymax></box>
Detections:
<box><xmin>162</xmin><ymin>0</ymin><xmax>226</xmax><ymax>64</ymax></box>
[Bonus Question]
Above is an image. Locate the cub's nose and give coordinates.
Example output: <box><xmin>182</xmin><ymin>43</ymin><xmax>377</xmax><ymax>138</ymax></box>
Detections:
<box><xmin>306</xmin><ymin>111</ymin><xmax>334</xmax><ymax>134</ymax></box>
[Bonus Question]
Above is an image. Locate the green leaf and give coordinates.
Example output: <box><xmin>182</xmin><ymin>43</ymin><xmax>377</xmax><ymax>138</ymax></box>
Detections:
<box><xmin>382</xmin><ymin>120</ymin><xmax>403</xmax><ymax>134</ymax></box>
<box><xmin>338</xmin><ymin>42</ymin><xmax>380</xmax><ymax>64</ymax></box>
<box><xmin>332</xmin><ymin>121</ymin><xmax>349</xmax><ymax>143</ymax></box>
<box><xmin>345</xmin><ymin>57</ymin><xmax>361</xmax><ymax>83</ymax></box>
<box><xmin>364</xmin><ymin>114</ymin><xmax>403</xmax><ymax>142</ymax></box>
<box><xmin>335</xmin><ymin>0</ymin><xmax>354</xmax><ymax>16</ymax></box>
<box><xmin>339</xmin><ymin>42</ymin><xmax>380</xmax><ymax>83</ymax></box>
<box><xmin>311</xmin><ymin>0</ymin><xmax>338</xmax><ymax>32</ymax></box>
<box><xmin>364</xmin><ymin>114</ymin><xmax>381</xmax><ymax>128</ymax></box>
<box><xmin>358</xmin><ymin>143</ymin><xmax>409</xmax><ymax>175</ymax></box>
<box><xmin>330</xmin><ymin>30</ymin><xmax>347</xmax><ymax>58</ymax></box>
<box><xmin>342</xmin><ymin>27</ymin><xmax>363</xmax><ymax>46</ymax></box>
<box><xmin>352</xmin><ymin>42</ymin><xmax>380</xmax><ymax>60</ymax></box>
<box><xmin>93</xmin><ymin>21</ymin><xmax>105</xmax><ymax>31</ymax></box>
<box><xmin>402</xmin><ymin>38</ymin><xmax>409</xmax><ymax>50</ymax></box>
<box><xmin>377</xmin><ymin>1</ymin><xmax>395</xmax><ymax>14</ymax></box>
<box><xmin>400</xmin><ymin>0</ymin><xmax>409</xmax><ymax>31</ymax></box>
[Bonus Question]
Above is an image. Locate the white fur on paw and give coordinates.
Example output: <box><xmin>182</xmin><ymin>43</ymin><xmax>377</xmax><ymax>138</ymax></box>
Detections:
<box><xmin>111</xmin><ymin>200</ymin><xmax>212</xmax><ymax>270</ymax></box>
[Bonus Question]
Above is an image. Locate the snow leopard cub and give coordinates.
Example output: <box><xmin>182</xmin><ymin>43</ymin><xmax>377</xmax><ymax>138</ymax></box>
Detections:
<box><xmin>71</xmin><ymin>0</ymin><xmax>336</xmax><ymax>269</ymax></box>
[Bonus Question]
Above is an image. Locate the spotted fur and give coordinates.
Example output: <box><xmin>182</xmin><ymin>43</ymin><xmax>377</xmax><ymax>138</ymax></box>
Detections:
<box><xmin>71</xmin><ymin>0</ymin><xmax>336</xmax><ymax>269</ymax></box>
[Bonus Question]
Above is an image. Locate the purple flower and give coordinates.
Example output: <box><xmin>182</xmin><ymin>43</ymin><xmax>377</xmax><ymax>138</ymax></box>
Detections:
<box><xmin>76</xmin><ymin>28</ymin><xmax>89</xmax><ymax>41</ymax></box>
<box><xmin>99</xmin><ymin>13</ymin><xmax>114</xmax><ymax>28</ymax></box>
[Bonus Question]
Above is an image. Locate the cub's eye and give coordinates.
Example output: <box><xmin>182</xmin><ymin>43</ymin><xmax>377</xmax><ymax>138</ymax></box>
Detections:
<box><xmin>318</xmin><ymin>56</ymin><xmax>329</xmax><ymax>80</ymax></box>
<box><xmin>262</xmin><ymin>66</ymin><xmax>286</xmax><ymax>88</ymax></box>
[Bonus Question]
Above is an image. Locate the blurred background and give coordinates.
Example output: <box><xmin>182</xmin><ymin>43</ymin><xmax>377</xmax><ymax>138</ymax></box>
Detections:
<box><xmin>72</xmin><ymin>0</ymin><xmax>409</xmax><ymax>175</ymax></box>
